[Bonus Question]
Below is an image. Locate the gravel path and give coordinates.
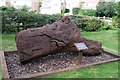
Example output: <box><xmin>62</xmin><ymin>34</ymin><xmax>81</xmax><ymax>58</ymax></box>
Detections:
<box><xmin>5</xmin><ymin>52</ymin><xmax>116</xmax><ymax>78</ymax></box>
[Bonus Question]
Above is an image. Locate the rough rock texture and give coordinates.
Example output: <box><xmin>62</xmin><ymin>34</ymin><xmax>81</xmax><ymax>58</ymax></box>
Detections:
<box><xmin>16</xmin><ymin>16</ymin><xmax>103</xmax><ymax>63</ymax></box>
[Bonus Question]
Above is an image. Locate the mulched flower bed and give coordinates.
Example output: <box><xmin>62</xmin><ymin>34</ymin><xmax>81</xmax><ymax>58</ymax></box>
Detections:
<box><xmin>4</xmin><ymin>52</ymin><xmax>117</xmax><ymax>78</ymax></box>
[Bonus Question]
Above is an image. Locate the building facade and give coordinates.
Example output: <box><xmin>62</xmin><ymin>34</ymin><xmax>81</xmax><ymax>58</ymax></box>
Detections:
<box><xmin>40</xmin><ymin>0</ymin><xmax>62</xmax><ymax>14</ymax></box>
<box><xmin>1</xmin><ymin>0</ymin><xmax>117</xmax><ymax>14</ymax></box>
<box><xmin>40</xmin><ymin>0</ymin><xmax>100</xmax><ymax>14</ymax></box>
<box><xmin>0</xmin><ymin>0</ymin><xmax>40</xmax><ymax>12</ymax></box>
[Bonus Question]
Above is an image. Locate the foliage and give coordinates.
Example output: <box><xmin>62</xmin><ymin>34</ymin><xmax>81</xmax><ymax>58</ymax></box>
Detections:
<box><xmin>2</xmin><ymin>11</ymin><xmax>61</xmax><ymax>33</ymax></box>
<box><xmin>83</xmin><ymin>17</ymin><xmax>104</xmax><ymax>31</ymax></box>
<box><xmin>96</xmin><ymin>1</ymin><xmax>117</xmax><ymax>17</ymax></box>
<box><xmin>112</xmin><ymin>16</ymin><xmax>119</xmax><ymax>28</ymax></box>
<box><xmin>2</xmin><ymin>10</ymin><xmax>104</xmax><ymax>33</ymax></box>
<box><xmin>0</xmin><ymin>6</ymin><xmax>16</xmax><ymax>11</ymax></box>
<box><xmin>101</xmin><ymin>22</ymin><xmax>112</xmax><ymax>30</ymax></box>
<box><xmin>79</xmin><ymin>9</ymin><xmax>96</xmax><ymax>16</ymax></box>
<box><xmin>18</xmin><ymin>5</ymin><xmax>30</xmax><ymax>12</ymax></box>
<box><xmin>115</xmin><ymin>1</ymin><xmax>120</xmax><ymax>28</ymax></box>
<box><xmin>72</xmin><ymin>8</ymin><xmax>80</xmax><ymax>15</ymax></box>
<box><xmin>117</xmin><ymin>2</ymin><xmax>120</xmax><ymax>17</ymax></box>
<box><xmin>109</xmin><ymin>2</ymin><xmax>120</xmax><ymax>28</ymax></box>
<box><xmin>70</xmin><ymin>16</ymin><xmax>104</xmax><ymax>31</ymax></box>
<box><xmin>1</xmin><ymin>6</ymin><xmax>106</xmax><ymax>33</ymax></box>
<box><xmin>70</xmin><ymin>15</ymin><xmax>84</xmax><ymax>29</ymax></box>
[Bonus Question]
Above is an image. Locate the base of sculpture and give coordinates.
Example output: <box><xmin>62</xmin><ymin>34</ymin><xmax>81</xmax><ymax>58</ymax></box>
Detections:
<box><xmin>1</xmin><ymin>50</ymin><xmax>119</xmax><ymax>78</ymax></box>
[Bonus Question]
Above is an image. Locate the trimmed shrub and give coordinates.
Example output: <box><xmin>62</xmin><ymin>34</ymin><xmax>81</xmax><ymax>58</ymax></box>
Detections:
<box><xmin>2</xmin><ymin>11</ymin><xmax>61</xmax><ymax>33</ymax></box>
<box><xmin>79</xmin><ymin>9</ymin><xmax>96</xmax><ymax>16</ymax></box>
<box><xmin>101</xmin><ymin>21</ymin><xmax>113</xmax><ymax>30</ymax></box>
<box><xmin>82</xmin><ymin>17</ymin><xmax>104</xmax><ymax>31</ymax></box>
<box><xmin>70</xmin><ymin>16</ymin><xmax>104</xmax><ymax>31</ymax></box>
<box><xmin>2</xmin><ymin>10</ymin><xmax>104</xmax><ymax>33</ymax></box>
<box><xmin>112</xmin><ymin>16</ymin><xmax>119</xmax><ymax>28</ymax></box>
<box><xmin>72</xmin><ymin>8</ymin><xmax>80</xmax><ymax>15</ymax></box>
<box><xmin>69</xmin><ymin>15</ymin><xmax>84</xmax><ymax>29</ymax></box>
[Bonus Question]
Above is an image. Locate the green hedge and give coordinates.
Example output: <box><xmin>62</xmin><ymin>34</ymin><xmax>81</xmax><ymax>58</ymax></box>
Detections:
<box><xmin>2</xmin><ymin>11</ymin><xmax>61</xmax><ymax>33</ymax></box>
<box><xmin>1</xmin><ymin>11</ymin><xmax>104</xmax><ymax>33</ymax></box>
<box><xmin>82</xmin><ymin>17</ymin><xmax>104</xmax><ymax>31</ymax></box>
<box><xmin>70</xmin><ymin>15</ymin><xmax>104</xmax><ymax>31</ymax></box>
<box><xmin>79</xmin><ymin>9</ymin><xmax>96</xmax><ymax>16</ymax></box>
<box><xmin>72</xmin><ymin>8</ymin><xmax>80</xmax><ymax>15</ymax></box>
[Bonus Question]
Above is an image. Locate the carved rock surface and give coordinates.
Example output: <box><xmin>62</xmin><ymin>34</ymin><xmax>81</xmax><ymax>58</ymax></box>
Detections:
<box><xmin>16</xmin><ymin>16</ymin><xmax>103</xmax><ymax>63</ymax></box>
<box><xmin>16</xmin><ymin>16</ymin><xmax>83</xmax><ymax>62</ymax></box>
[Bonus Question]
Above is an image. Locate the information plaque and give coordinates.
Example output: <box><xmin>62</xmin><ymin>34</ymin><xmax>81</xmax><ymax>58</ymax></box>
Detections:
<box><xmin>74</xmin><ymin>42</ymin><xmax>88</xmax><ymax>51</ymax></box>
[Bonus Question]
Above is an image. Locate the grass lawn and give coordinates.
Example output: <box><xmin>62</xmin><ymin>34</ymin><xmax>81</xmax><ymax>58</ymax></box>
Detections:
<box><xmin>0</xmin><ymin>29</ymin><xmax>119</xmax><ymax>79</ymax></box>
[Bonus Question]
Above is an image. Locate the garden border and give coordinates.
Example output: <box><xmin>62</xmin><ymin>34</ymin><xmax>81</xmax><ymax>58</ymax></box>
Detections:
<box><xmin>0</xmin><ymin>49</ymin><xmax>120</xmax><ymax>79</ymax></box>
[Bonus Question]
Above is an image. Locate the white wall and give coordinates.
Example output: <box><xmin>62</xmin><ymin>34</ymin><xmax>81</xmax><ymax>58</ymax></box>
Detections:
<box><xmin>0</xmin><ymin>0</ymin><xmax>6</xmax><ymax>6</ymax></box>
<box><xmin>82</xmin><ymin>2</ymin><xmax>98</xmax><ymax>10</ymax></box>
<box><xmin>10</xmin><ymin>0</ymin><xmax>32</xmax><ymax>8</ymax></box>
<box><xmin>50</xmin><ymin>0</ymin><xmax>61</xmax><ymax>14</ymax></box>
<box><xmin>40</xmin><ymin>0</ymin><xmax>61</xmax><ymax>14</ymax></box>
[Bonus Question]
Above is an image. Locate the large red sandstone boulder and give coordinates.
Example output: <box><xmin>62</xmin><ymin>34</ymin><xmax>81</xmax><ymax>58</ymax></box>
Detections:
<box><xmin>16</xmin><ymin>16</ymin><xmax>103</xmax><ymax>63</ymax></box>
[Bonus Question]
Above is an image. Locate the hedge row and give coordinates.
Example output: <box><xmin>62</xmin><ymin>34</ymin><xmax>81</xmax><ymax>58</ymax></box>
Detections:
<box><xmin>1</xmin><ymin>11</ymin><xmax>104</xmax><ymax>33</ymax></box>
<box><xmin>79</xmin><ymin>9</ymin><xmax>97</xmax><ymax>16</ymax></box>
<box><xmin>70</xmin><ymin>16</ymin><xmax>104</xmax><ymax>31</ymax></box>
<box><xmin>2</xmin><ymin>11</ymin><xmax>61</xmax><ymax>33</ymax></box>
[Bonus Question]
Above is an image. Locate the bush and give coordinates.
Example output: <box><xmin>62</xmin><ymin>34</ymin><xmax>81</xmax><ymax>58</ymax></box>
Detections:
<box><xmin>0</xmin><ymin>6</ymin><xmax>16</xmax><ymax>11</ymax></box>
<box><xmin>2</xmin><ymin>10</ymin><xmax>105</xmax><ymax>33</ymax></box>
<box><xmin>79</xmin><ymin>9</ymin><xmax>96</xmax><ymax>16</ymax></box>
<box><xmin>69</xmin><ymin>15</ymin><xmax>84</xmax><ymax>29</ymax></box>
<box><xmin>83</xmin><ymin>18</ymin><xmax>103</xmax><ymax>31</ymax></box>
<box><xmin>96</xmin><ymin>2</ymin><xmax>117</xmax><ymax>17</ymax></box>
<box><xmin>111</xmin><ymin>2</ymin><xmax>120</xmax><ymax>29</ymax></box>
<box><xmin>2</xmin><ymin>11</ymin><xmax>61</xmax><ymax>33</ymax></box>
<box><xmin>72</xmin><ymin>8</ymin><xmax>80</xmax><ymax>15</ymax></box>
<box><xmin>70</xmin><ymin>16</ymin><xmax>104</xmax><ymax>31</ymax></box>
<box><xmin>82</xmin><ymin>17</ymin><xmax>104</xmax><ymax>31</ymax></box>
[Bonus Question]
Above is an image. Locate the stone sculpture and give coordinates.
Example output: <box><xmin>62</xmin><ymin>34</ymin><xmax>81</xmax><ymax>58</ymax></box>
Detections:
<box><xmin>16</xmin><ymin>16</ymin><xmax>103</xmax><ymax>63</ymax></box>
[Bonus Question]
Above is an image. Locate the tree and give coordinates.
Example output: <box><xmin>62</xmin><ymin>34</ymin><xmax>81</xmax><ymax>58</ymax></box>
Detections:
<box><xmin>116</xmin><ymin>2</ymin><xmax>120</xmax><ymax>18</ymax></box>
<box><xmin>0</xmin><ymin>6</ymin><xmax>16</xmax><ymax>11</ymax></box>
<box><xmin>115</xmin><ymin>1</ymin><xmax>120</xmax><ymax>28</ymax></box>
<box><xmin>79</xmin><ymin>9</ymin><xmax>96</xmax><ymax>16</ymax></box>
<box><xmin>18</xmin><ymin>5</ymin><xmax>29</xmax><ymax>12</ymax></box>
<box><xmin>96</xmin><ymin>1</ymin><xmax>117</xmax><ymax>17</ymax></box>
